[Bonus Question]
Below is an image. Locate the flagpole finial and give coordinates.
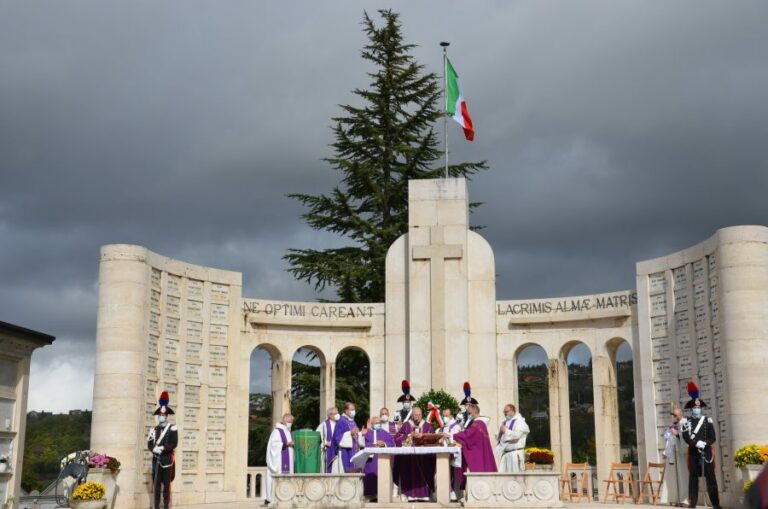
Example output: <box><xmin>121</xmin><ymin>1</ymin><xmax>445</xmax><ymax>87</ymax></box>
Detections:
<box><xmin>440</xmin><ymin>41</ymin><xmax>450</xmax><ymax>48</ymax></box>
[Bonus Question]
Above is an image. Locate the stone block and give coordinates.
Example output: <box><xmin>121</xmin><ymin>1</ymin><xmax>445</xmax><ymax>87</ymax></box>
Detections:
<box><xmin>269</xmin><ymin>474</ymin><xmax>364</xmax><ymax>508</ymax></box>
<box><xmin>464</xmin><ymin>472</ymin><xmax>563</xmax><ymax>507</ymax></box>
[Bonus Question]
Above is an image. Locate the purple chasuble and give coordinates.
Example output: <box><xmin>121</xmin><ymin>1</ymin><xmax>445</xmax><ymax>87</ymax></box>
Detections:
<box><xmin>393</xmin><ymin>420</ymin><xmax>435</xmax><ymax>498</ymax></box>
<box><xmin>277</xmin><ymin>427</ymin><xmax>291</xmax><ymax>473</ymax></box>
<box><xmin>387</xmin><ymin>421</ymin><xmax>397</xmax><ymax>435</ymax></box>
<box><xmin>453</xmin><ymin>418</ymin><xmax>497</xmax><ymax>487</ymax></box>
<box><xmin>332</xmin><ymin>415</ymin><xmax>359</xmax><ymax>472</ymax></box>
<box><xmin>363</xmin><ymin>429</ymin><xmax>395</xmax><ymax>497</ymax></box>
<box><xmin>324</xmin><ymin>419</ymin><xmax>337</xmax><ymax>473</ymax></box>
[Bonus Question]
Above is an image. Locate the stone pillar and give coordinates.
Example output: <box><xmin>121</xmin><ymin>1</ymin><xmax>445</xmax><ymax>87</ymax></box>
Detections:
<box><xmin>91</xmin><ymin>245</ymin><xmax>150</xmax><ymax>509</ymax></box>
<box><xmin>592</xmin><ymin>351</ymin><xmax>620</xmax><ymax>500</ymax></box>
<box><xmin>323</xmin><ymin>361</ymin><xmax>336</xmax><ymax>420</ymax></box>
<box><xmin>717</xmin><ymin>227</ymin><xmax>768</xmax><ymax>503</ymax></box>
<box><xmin>548</xmin><ymin>357</ymin><xmax>571</xmax><ymax>471</ymax></box>
<box><xmin>272</xmin><ymin>359</ymin><xmax>292</xmax><ymax>423</ymax></box>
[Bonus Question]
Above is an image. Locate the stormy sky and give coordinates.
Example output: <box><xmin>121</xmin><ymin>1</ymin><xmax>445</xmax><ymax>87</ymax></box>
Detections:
<box><xmin>1</xmin><ymin>1</ymin><xmax>767</xmax><ymax>412</ymax></box>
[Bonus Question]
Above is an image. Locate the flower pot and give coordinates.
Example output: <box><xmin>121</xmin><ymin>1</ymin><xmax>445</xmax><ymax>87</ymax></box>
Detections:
<box><xmin>536</xmin><ymin>464</ymin><xmax>554</xmax><ymax>471</ymax></box>
<box><xmin>70</xmin><ymin>499</ymin><xmax>108</xmax><ymax>509</ymax></box>
<box><xmin>740</xmin><ymin>464</ymin><xmax>763</xmax><ymax>485</ymax></box>
<box><xmin>87</xmin><ymin>468</ymin><xmax>119</xmax><ymax>509</ymax></box>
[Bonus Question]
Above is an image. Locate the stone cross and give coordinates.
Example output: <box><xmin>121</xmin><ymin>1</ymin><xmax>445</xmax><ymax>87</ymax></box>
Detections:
<box><xmin>412</xmin><ymin>226</ymin><xmax>463</xmax><ymax>390</ymax></box>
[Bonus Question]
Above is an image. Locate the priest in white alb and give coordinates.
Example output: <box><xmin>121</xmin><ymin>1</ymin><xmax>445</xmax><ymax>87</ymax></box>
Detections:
<box><xmin>265</xmin><ymin>414</ymin><xmax>294</xmax><ymax>504</ymax></box>
<box><xmin>495</xmin><ymin>404</ymin><xmax>529</xmax><ymax>472</ymax></box>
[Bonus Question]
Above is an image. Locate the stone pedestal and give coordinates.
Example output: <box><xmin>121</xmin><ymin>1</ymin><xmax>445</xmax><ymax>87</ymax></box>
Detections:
<box><xmin>464</xmin><ymin>472</ymin><xmax>562</xmax><ymax>507</ymax></box>
<box><xmin>269</xmin><ymin>474</ymin><xmax>364</xmax><ymax>508</ymax></box>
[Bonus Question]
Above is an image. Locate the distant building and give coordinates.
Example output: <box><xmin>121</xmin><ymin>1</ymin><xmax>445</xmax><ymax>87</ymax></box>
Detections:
<box><xmin>0</xmin><ymin>321</ymin><xmax>55</xmax><ymax>509</ymax></box>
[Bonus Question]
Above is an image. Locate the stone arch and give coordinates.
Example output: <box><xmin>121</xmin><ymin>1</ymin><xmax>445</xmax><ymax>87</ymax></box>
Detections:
<box><xmin>335</xmin><ymin>346</ymin><xmax>371</xmax><ymax>426</ymax></box>
<box><xmin>290</xmin><ymin>345</ymin><xmax>327</xmax><ymax>430</ymax></box>
<box><xmin>247</xmin><ymin>343</ymin><xmax>283</xmax><ymax>467</ymax></box>
<box><xmin>605</xmin><ymin>337</ymin><xmax>637</xmax><ymax>464</ymax></box>
<box><xmin>561</xmin><ymin>341</ymin><xmax>597</xmax><ymax>466</ymax></box>
<box><xmin>514</xmin><ymin>342</ymin><xmax>550</xmax><ymax>448</ymax></box>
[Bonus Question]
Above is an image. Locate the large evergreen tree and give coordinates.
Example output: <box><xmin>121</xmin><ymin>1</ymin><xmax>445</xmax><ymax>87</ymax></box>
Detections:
<box><xmin>285</xmin><ymin>9</ymin><xmax>487</xmax><ymax>303</ymax></box>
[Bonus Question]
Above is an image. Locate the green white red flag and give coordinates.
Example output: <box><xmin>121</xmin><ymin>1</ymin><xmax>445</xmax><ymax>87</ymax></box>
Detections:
<box><xmin>446</xmin><ymin>58</ymin><xmax>475</xmax><ymax>141</ymax></box>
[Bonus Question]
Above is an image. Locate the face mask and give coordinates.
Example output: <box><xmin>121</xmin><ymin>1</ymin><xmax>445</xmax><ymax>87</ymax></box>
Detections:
<box><xmin>333</xmin><ymin>414</ymin><xmax>341</xmax><ymax>421</ymax></box>
<box><xmin>158</xmin><ymin>415</ymin><xmax>167</xmax><ymax>424</ymax></box>
<box><xmin>349</xmin><ymin>410</ymin><xmax>357</xmax><ymax>418</ymax></box>
<box><xmin>380</xmin><ymin>415</ymin><xmax>389</xmax><ymax>422</ymax></box>
<box><xmin>373</xmin><ymin>423</ymin><xmax>381</xmax><ymax>430</ymax></box>
<box><xmin>403</xmin><ymin>403</ymin><xmax>411</xmax><ymax>411</ymax></box>
<box><xmin>286</xmin><ymin>422</ymin><xmax>293</xmax><ymax>429</ymax></box>
<box><xmin>692</xmin><ymin>408</ymin><xmax>701</xmax><ymax>418</ymax></box>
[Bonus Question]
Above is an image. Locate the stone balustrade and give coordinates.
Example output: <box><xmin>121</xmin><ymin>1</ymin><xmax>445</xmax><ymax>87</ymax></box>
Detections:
<box><xmin>464</xmin><ymin>472</ymin><xmax>563</xmax><ymax>508</ymax></box>
<box><xmin>246</xmin><ymin>467</ymin><xmax>266</xmax><ymax>500</ymax></box>
<box><xmin>269</xmin><ymin>473</ymin><xmax>364</xmax><ymax>508</ymax></box>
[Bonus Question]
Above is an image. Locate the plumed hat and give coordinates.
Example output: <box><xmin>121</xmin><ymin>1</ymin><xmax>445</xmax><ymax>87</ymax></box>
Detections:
<box><xmin>396</xmin><ymin>379</ymin><xmax>416</xmax><ymax>403</ymax></box>
<box><xmin>460</xmin><ymin>381</ymin><xmax>478</xmax><ymax>406</ymax></box>
<box><xmin>153</xmin><ymin>391</ymin><xmax>175</xmax><ymax>415</ymax></box>
<box><xmin>684</xmin><ymin>381</ymin><xmax>707</xmax><ymax>409</ymax></box>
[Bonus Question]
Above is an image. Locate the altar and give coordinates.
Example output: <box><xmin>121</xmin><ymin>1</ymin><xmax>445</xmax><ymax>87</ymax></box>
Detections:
<box><xmin>351</xmin><ymin>446</ymin><xmax>462</xmax><ymax>506</ymax></box>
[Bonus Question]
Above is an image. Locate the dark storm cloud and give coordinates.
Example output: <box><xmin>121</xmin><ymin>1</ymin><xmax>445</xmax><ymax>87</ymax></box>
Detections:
<box><xmin>1</xmin><ymin>1</ymin><xmax>767</xmax><ymax>410</ymax></box>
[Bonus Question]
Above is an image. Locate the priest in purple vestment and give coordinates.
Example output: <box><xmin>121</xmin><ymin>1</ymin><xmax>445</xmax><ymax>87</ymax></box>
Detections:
<box><xmin>332</xmin><ymin>401</ymin><xmax>360</xmax><ymax>472</ymax></box>
<box><xmin>394</xmin><ymin>406</ymin><xmax>435</xmax><ymax>501</ymax></box>
<box><xmin>451</xmin><ymin>402</ymin><xmax>497</xmax><ymax>488</ymax></box>
<box><xmin>360</xmin><ymin>416</ymin><xmax>395</xmax><ymax>500</ymax></box>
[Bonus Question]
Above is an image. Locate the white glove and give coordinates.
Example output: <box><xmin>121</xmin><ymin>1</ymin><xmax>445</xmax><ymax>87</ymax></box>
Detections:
<box><xmin>153</xmin><ymin>446</ymin><xmax>164</xmax><ymax>455</ymax></box>
<box><xmin>696</xmin><ymin>440</ymin><xmax>706</xmax><ymax>450</ymax></box>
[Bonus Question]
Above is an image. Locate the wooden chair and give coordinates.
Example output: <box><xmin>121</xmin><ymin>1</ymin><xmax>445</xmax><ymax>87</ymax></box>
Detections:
<box><xmin>525</xmin><ymin>462</ymin><xmax>536</xmax><ymax>471</ymax></box>
<box><xmin>560</xmin><ymin>463</ymin><xmax>590</xmax><ymax>502</ymax></box>
<box><xmin>602</xmin><ymin>462</ymin><xmax>636</xmax><ymax>503</ymax></box>
<box><xmin>637</xmin><ymin>462</ymin><xmax>666</xmax><ymax>505</ymax></box>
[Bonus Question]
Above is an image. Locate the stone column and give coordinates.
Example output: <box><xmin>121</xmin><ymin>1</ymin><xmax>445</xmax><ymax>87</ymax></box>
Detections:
<box><xmin>272</xmin><ymin>359</ymin><xmax>292</xmax><ymax>423</ymax></box>
<box><xmin>322</xmin><ymin>361</ymin><xmax>336</xmax><ymax>420</ymax></box>
<box><xmin>717</xmin><ymin>227</ymin><xmax>768</xmax><ymax>503</ymax></box>
<box><xmin>548</xmin><ymin>357</ymin><xmax>571</xmax><ymax>470</ymax></box>
<box><xmin>592</xmin><ymin>351</ymin><xmax>620</xmax><ymax>500</ymax></box>
<box><xmin>91</xmin><ymin>245</ymin><xmax>150</xmax><ymax>509</ymax></box>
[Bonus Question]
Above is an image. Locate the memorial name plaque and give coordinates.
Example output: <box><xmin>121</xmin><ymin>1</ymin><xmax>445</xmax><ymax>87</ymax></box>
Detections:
<box><xmin>182</xmin><ymin>451</ymin><xmax>198</xmax><ymax>471</ymax></box>
<box><xmin>207</xmin><ymin>452</ymin><xmax>225</xmax><ymax>471</ymax></box>
<box><xmin>654</xmin><ymin>381</ymin><xmax>673</xmax><ymax>403</ymax></box>
<box><xmin>651</xmin><ymin>316</ymin><xmax>668</xmax><ymax>338</ymax></box>
<box><xmin>185</xmin><ymin>385</ymin><xmax>200</xmax><ymax>405</ymax></box>
<box><xmin>185</xmin><ymin>364</ymin><xmax>201</xmax><ymax>384</ymax></box>
<box><xmin>165</xmin><ymin>316</ymin><xmax>180</xmax><ymax>337</ymax></box>
<box><xmin>187</xmin><ymin>300</ymin><xmax>203</xmax><ymax>321</ymax></box>
<box><xmin>696</xmin><ymin>327</ymin><xmax>710</xmax><ymax>344</ymax></box>
<box><xmin>694</xmin><ymin>307</ymin><xmax>708</xmax><ymax>327</ymax></box>
<box><xmin>149</xmin><ymin>312</ymin><xmax>160</xmax><ymax>333</ymax></box>
<box><xmin>207</xmin><ymin>430</ymin><xmax>225</xmax><ymax>450</ymax></box>
<box><xmin>693</xmin><ymin>259</ymin><xmax>706</xmax><ymax>281</ymax></box>
<box><xmin>649</xmin><ymin>272</ymin><xmax>666</xmax><ymax>294</ymax></box>
<box><xmin>167</xmin><ymin>274</ymin><xmax>181</xmax><ymax>295</ymax></box>
<box><xmin>148</xmin><ymin>335</ymin><xmax>159</xmax><ymax>357</ymax></box>
<box><xmin>151</xmin><ymin>290</ymin><xmax>161</xmax><ymax>312</ymax></box>
<box><xmin>211</xmin><ymin>283</ymin><xmax>229</xmax><ymax>302</ymax></box>
<box><xmin>187</xmin><ymin>279</ymin><xmax>204</xmax><ymax>300</ymax></box>
<box><xmin>206</xmin><ymin>476</ymin><xmax>223</xmax><ymax>491</ymax></box>
<box><xmin>182</xmin><ymin>476</ymin><xmax>196</xmax><ymax>490</ymax></box>
<box><xmin>694</xmin><ymin>283</ymin><xmax>706</xmax><ymax>307</ymax></box>
<box><xmin>209</xmin><ymin>345</ymin><xmax>227</xmax><ymax>365</ymax></box>
<box><xmin>652</xmin><ymin>337</ymin><xmax>671</xmax><ymax>359</ymax></box>
<box><xmin>210</xmin><ymin>366</ymin><xmax>227</xmax><ymax>385</ymax></box>
<box><xmin>151</xmin><ymin>268</ymin><xmax>161</xmax><ymax>289</ymax></box>
<box><xmin>166</xmin><ymin>384</ymin><xmax>177</xmax><ymax>401</ymax></box>
<box><xmin>208</xmin><ymin>387</ymin><xmax>226</xmax><ymax>407</ymax></box>
<box><xmin>710</xmin><ymin>301</ymin><xmax>719</xmax><ymax>323</ymax></box>
<box><xmin>147</xmin><ymin>357</ymin><xmax>158</xmax><ymax>377</ymax></box>
<box><xmin>655</xmin><ymin>405</ymin><xmax>671</xmax><ymax>423</ymax></box>
<box><xmin>208</xmin><ymin>408</ymin><xmax>226</xmax><ymax>428</ymax></box>
<box><xmin>145</xmin><ymin>402</ymin><xmax>155</xmax><ymax>422</ymax></box>
<box><xmin>677</xmin><ymin>332</ymin><xmax>692</xmax><ymax>351</ymax></box>
<box><xmin>163</xmin><ymin>361</ymin><xmax>178</xmax><ymax>380</ymax></box>
<box><xmin>719</xmin><ymin>420</ymin><xmax>728</xmax><ymax>439</ymax></box>
<box><xmin>673</xmin><ymin>267</ymin><xmax>687</xmax><ymax>287</ymax></box>
<box><xmin>715</xmin><ymin>371</ymin><xmax>725</xmax><ymax>393</ymax></box>
<box><xmin>166</xmin><ymin>294</ymin><xmax>180</xmax><ymax>316</ymax></box>
<box><xmin>650</xmin><ymin>294</ymin><xmax>667</xmax><ymax>316</ymax></box>
<box><xmin>186</xmin><ymin>342</ymin><xmax>202</xmax><ymax>362</ymax></box>
<box><xmin>708</xmin><ymin>254</ymin><xmax>717</xmax><ymax>272</ymax></box>
<box><xmin>674</xmin><ymin>291</ymin><xmax>688</xmax><ymax>310</ymax></box>
<box><xmin>146</xmin><ymin>380</ymin><xmax>157</xmax><ymax>400</ymax></box>
<box><xmin>714</xmin><ymin>354</ymin><xmax>723</xmax><ymax>373</ymax></box>
<box><xmin>183</xmin><ymin>430</ymin><xmax>199</xmax><ymax>449</ymax></box>
<box><xmin>210</xmin><ymin>324</ymin><xmax>227</xmax><ymax>344</ymax></box>
<box><xmin>709</xmin><ymin>277</ymin><xmax>718</xmax><ymax>298</ymax></box>
<box><xmin>711</xmin><ymin>323</ymin><xmax>720</xmax><ymax>339</ymax></box>
<box><xmin>678</xmin><ymin>357</ymin><xmax>694</xmax><ymax>376</ymax></box>
<box><xmin>698</xmin><ymin>357</ymin><xmax>713</xmax><ymax>374</ymax></box>
<box><xmin>674</xmin><ymin>310</ymin><xmax>690</xmax><ymax>332</ymax></box>
<box><xmin>654</xmin><ymin>359</ymin><xmax>672</xmax><ymax>379</ymax></box>
<box><xmin>717</xmin><ymin>397</ymin><xmax>726</xmax><ymax>417</ymax></box>
<box><xmin>211</xmin><ymin>303</ymin><xmax>229</xmax><ymax>323</ymax></box>
<box><xmin>143</xmin><ymin>451</ymin><xmax>153</xmax><ymax>473</ymax></box>
<box><xmin>699</xmin><ymin>376</ymin><xmax>714</xmax><ymax>398</ymax></box>
<box><xmin>163</xmin><ymin>338</ymin><xmax>179</xmax><ymax>358</ymax></box>
<box><xmin>187</xmin><ymin>321</ymin><xmax>203</xmax><ymax>342</ymax></box>
<box><xmin>184</xmin><ymin>406</ymin><xmax>199</xmax><ymax>428</ymax></box>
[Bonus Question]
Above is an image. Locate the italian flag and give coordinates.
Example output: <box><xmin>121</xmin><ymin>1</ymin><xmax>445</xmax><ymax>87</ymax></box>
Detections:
<box><xmin>446</xmin><ymin>58</ymin><xmax>475</xmax><ymax>141</ymax></box>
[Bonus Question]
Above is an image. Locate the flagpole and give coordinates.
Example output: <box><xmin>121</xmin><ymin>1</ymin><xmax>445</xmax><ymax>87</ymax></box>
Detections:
<box><xmin>440</xmin><ymin>41</ymin><xmax>450</xmax><ymax>179</ymax></box>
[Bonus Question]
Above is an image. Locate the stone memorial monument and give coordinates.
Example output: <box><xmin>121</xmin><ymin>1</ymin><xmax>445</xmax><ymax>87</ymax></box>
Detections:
<box><xmin>90</xmin><ymin>178</ymin><xmax>768</xmax><ymax>508</ymax></box>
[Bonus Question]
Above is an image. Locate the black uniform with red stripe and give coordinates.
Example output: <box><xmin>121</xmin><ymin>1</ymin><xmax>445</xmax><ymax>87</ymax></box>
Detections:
<box><xmin>682</xmin><ymin>414</ymin><xmax>720</xmax><ymax>509</ymax></box>
<box><xmin>148</xmin><ymin>422</ymin><xmax>178</xmax><ymax>509</ymax></box>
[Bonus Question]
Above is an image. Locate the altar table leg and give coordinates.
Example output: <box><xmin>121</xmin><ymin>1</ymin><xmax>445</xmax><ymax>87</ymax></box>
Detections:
<box><xmin>435</xmin><ymin>452</ymin><xmax>450</xmax><ymax>505</ymax></box>
<box><xmin>377</xmin><ymin>454</ymin><xmax>392</xmax><ymax>504</ymax></box>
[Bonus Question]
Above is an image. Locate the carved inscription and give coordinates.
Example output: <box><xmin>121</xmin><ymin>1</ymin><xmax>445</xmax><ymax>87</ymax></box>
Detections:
<box><xmin>187</xmin><ymin>321</ymin><xmax>203</xmax><ymax>342</ymax></box>
<box><xmin>208</xmin><ymin>387</ymin><xmax>226</xmax><ymax>407</ymax></box>
<box><xmin>187</xmin><ymin>279</ymin><xmax>204</xmax><ymax>299</ymax></box>
<box><xmin>187</xmin><ymin>300</ymin><xmax>203</xmax><ymax>321</ymax></box>
<box><xmin>209</xmin><ymin>345</ymin><xmax>227</xmax><ymax>365</ymax></box>
<box><xmin>209</xmin><ymin>324</ymin><xmax>227</xmax><ymax>343</ymax></box>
